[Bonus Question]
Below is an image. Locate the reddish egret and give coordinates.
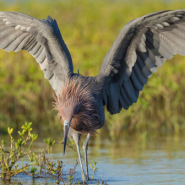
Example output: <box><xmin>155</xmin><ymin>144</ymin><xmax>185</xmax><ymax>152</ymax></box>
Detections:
<box><xmin>0</xmin><ymin>10</ymin><xmax>185</xmax><ymax>182</ymax></box>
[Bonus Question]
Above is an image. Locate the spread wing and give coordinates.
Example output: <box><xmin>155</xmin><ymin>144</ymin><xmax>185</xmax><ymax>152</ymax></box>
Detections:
<box><xmin>0</xmin><ymin>11</ymin><xmax>73</xmax><ymax>92</ymax></box>
<box><xmin>97</xmin><ymin>9</ymin><xmax>185</xmax><ymax>114</ymax></box>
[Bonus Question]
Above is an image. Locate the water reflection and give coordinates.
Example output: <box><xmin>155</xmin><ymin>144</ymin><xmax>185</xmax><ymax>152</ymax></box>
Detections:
<box><xmin>1</xmin><ymin>134</ymin><xmax>185</xmax><ymax>184</ymax></box>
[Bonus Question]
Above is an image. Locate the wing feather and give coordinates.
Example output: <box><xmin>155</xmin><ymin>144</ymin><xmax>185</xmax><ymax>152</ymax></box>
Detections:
<box><xmin>123</xmin><ymin>79</ymin><xmax>137</xmax><ymax>103</ymax></box>
<box><xmin>133</xmin><ymin>62</ymin><xmax>148</xmax><ymax>85</ymax></box>
<box><xmin>120</xmin><ymin>85</ymin><xmax>133</xmax><ymax>106</ymax></box>
<box><xmin>0</xmin><ymin>11</ymin><xmax>73</xmax><ymax>92</ymax></box>
<box><xmin>130</xmin><ymin>69</ymin><xmax>144</xmax><ymax>91</ymax></box>
<box><xmin>7</xmin><ymin>33</ymin><xmax>30</xmax><ymax>52</ymax></box>
<box><xmin>97</xmin><ymin>9</ymin><xmax>185</xmax><ymax>114</ymax></box>
<box><xmin>119</xmin><ymin>95</ymin><xmax>129</xmax><ymax>110</ymax></box>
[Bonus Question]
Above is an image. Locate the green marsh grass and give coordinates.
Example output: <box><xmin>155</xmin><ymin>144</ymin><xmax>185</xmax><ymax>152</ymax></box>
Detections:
<box><xmin>0</xmin><ymin>0</ymin><xmax>185</xmax><ymax>139</ymax></box>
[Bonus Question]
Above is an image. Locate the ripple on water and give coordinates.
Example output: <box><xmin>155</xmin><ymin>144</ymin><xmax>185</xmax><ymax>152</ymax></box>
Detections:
<box><xmin>1</xmin><ymin>136</ymin><xmax>185</xmax><ymax>184</ymax></box>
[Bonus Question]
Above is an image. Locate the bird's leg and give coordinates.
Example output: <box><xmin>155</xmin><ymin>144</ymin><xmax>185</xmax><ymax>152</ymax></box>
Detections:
<box><xmin>75</xmin><ymin>134</ymin><xmax>86</xmax><ymax>182</ymax></box>
<box><xmin>83</xmin><ymin>133</ymin><xmax>91</xmax><ymax>180</ymax></box>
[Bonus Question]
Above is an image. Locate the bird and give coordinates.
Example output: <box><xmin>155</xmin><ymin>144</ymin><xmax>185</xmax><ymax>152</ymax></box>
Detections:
<box><xmin>1</xmin><ymin>9</ymin><xmax>185</xmax><ymax>182</ymax></box>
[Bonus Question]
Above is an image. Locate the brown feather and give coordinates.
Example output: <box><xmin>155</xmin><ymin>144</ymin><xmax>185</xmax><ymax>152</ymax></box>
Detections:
<box><xmin>53</xmin><ymin>76</ymin><xmax>101</xmax><ymax>135</ymax></box>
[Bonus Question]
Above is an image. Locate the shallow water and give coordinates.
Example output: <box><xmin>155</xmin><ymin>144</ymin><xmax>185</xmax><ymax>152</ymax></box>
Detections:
<box><xmin>1</xmin><ymin>135</ymin><xmax>185</xmax><ymax>184</ymax></box>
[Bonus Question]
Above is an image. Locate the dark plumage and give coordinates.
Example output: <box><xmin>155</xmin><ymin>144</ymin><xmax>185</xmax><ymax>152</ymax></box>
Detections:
<box><xmin>1</xmin><ymin>9</ymin><xmax>185</xmax><ymax>182</ymax></box>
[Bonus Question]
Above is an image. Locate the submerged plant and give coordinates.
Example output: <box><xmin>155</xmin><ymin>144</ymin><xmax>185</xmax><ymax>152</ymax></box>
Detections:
<box><xmin>90</xmin><ymin>160</ymin><xmax>97</xmax><ymax>179</ymax></box>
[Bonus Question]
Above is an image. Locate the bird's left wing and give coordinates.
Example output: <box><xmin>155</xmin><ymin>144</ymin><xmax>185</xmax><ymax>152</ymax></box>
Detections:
<box><xmin>96</xmin><ymin>9</ymin><xmax>185</xmax><ymax>114</ymax></box>
<box><xmin>0</xmin><ymin>11</ymin><xmax>73</xmax><ymax>92</ymax></box>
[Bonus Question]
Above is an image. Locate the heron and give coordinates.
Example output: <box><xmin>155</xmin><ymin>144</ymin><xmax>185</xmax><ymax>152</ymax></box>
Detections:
<box><xmin>0</xmin><ymin>9</ymin><xmax>185</xmax><ymax>182</ymax></box>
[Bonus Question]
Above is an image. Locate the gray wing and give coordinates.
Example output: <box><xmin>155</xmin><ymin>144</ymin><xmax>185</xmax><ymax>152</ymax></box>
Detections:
<box><xmin>97</xmin><ymin>9</ymin><xmax>185</xmax><ymax>114</ymax></box>
<box><xmin>0</xmin><ymin>11</ymin><xmax>73</xmax><ymax>92</ymax></box>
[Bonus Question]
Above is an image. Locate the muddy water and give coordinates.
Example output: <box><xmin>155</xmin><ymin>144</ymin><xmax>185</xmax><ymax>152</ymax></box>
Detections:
<box><xmin>1</xmin><ymin>135</ymin><xmax>185</xmax><ymax>184</ymax></box>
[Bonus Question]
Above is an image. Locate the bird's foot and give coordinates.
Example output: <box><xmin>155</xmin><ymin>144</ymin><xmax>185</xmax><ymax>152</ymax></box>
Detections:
<box><xmin>86</xmin><ymin>176</ymin><xmax>89</xmax><ymax>181</ymax></box>
<box><xmin>81</xmin><ymin>173</ymin><xmax>88</xmax><ymax>183</ymax></box>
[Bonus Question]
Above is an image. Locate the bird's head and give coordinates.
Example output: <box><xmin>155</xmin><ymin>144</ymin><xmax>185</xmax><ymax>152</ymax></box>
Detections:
<box><xmin>54</xmin><ymin>77</ymin><xmax>100</xmax><ymax>155</ymax></box>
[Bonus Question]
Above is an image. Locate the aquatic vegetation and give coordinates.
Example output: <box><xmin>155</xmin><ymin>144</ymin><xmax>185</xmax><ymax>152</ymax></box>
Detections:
<box><xmin>0</xmin><ymin>123</ymin><xmax>77</xmax><ymax>184</ymax></box>
<box><xmin>90</xmin><ymin>160</ymin><xmax>97</xmax><ymax>179</ymax></box>
<box><xmin>0</xmin><ymin>122</ymin><xmax>37</xmax><ymax>181</ymax></box>
<box><xmin>0</xmin><ymin>122</ymin><xmax>106</xmax><ymax>184</ymax></box>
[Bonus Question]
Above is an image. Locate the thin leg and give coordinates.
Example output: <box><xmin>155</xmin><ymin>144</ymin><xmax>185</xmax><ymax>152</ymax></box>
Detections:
<box><xmin>83</xmin><ymin>133</ymin><xmax>91</xmax><ymax>180</ymax></box>
<box><xmin>75</xmin><ymin>134</ymin><xmax>86</xmax><ymax>182</ymax></box>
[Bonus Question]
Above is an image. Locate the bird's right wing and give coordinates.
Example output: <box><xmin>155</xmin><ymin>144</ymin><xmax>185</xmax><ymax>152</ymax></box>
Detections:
<box><xmin>96</xmin><ymin>10</ymin><xmax>185</xmax><ymax>114</ymax></box>
<box><xmin>0</xmin><ymin>11</ymin><xmax>73</xmax><ymax>92</ymax></box>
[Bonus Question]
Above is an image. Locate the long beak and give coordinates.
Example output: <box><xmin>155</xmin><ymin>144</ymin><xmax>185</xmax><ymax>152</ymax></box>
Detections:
<box><xmin>63</xmin><ymin>120</ymin><xmax>71</xmax><ymax>155</ymax></box>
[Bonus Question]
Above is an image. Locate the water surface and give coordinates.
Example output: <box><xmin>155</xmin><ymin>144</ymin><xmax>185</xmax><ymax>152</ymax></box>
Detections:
<box><xmin>1</xmin><ymin>135</ymin><xmax>185</xmax><ymax>184</ymax></box>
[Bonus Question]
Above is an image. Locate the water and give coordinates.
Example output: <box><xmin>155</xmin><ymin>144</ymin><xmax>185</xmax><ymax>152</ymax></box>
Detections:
<box><xmin>1</xmin><ymin>135</ymin><xmax>185</xmax><ymax>184</ymax></box>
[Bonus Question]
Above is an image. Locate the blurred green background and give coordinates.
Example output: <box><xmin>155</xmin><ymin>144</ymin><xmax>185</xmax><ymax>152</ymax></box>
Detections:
<box><xmin>1</xmin><ymin>0</ymin><xmax>185</xmax><ymax>140</ymax></box>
